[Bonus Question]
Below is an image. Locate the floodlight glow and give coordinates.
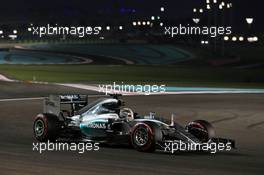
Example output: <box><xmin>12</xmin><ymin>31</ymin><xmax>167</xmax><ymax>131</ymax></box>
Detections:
<box><xmin>9</xmin><ymin>35</ymin><xmax>17</xmax><ymax>40</ymax></box>
<box><xmin>106</xmin><ymin>26</ymin><xmax>111</xmax><ymax>30</ymax></box>
<box><xmin>193</xmin><ymin>8</ymin><xmax>197</xmax><ymax>13</ymax></box>
<box><xmin>138</xmin><ymin>21</ymin><xmax>141</xmax><ymax>25</ymax></box>
<box><xmin>119</xmin><ymin>26</ymin><xmax>123</xmax><ymax>30</ymax></box>
<box><xmin>193</xmin><ymin>18</ymin><xmax>200</xmax><ymax>24</ymax></box>
<box><xmin>200</xmin><ymin>9</ymin><xmax>204</xmax><ymax>13</ymax></box>
<box><xmin>0</xmin><ymin>30</ymin><xmax>3</xmax><ymax>34</ymax></box>
<box><xmin>205</xmin><ymin>41</ymin><xmax>209</xmax><ymax>44</ymax></box>
<box><xmin>207</xmin><ymin>5</ymin><xmax>211</xmax><ymax>10</ymax></box>
<box><xmin>142</xmin><ymin>21</ymin><xmax>146</xmax><ymax>26</ymax></box>
<box><xmin>160</xmin><ymin>23</ymin><xmax>164</xmax><ymax>27</ymax></box>
<box><xmin>247</xmin><ymin>37</ymin><xmax>254</xmax><ymax>42</ymax></box>
<box><xmin>133</xmin><ymin>22</ymin><xmax>137</xmax><ymax>26</ymax></box>
<box><xmin>147</xmin><ymin>21</ymin><xmax>150</xmax><ymax>25</ymax></box>
<box><xmin>213</xmin><ymin>0</ymin><xmax>217</xmax><ymax>4</ymax></box>
<box><xmin>239</xmin><ymin>37</ymin><xmax>244</xmax><ymax>41</ymax></box>
<box><xmin>160</xmin><ymin>7</ymin><xmax>165</xmax><ymax>12</ymax></box>
<box><xmin>224</xmin><ymin>36</ymin><xmax>229</xmax><ymax>41</ymax></box>
<box><xmin>206</xmin><ymin>0</ymin><xmax>210</xmax><ymax>4</ymax></box>
<box><xmin>219</xmin><ymin>5</ymin><xmax>223</xmax><ymax>9</ymax></box>
<box><xmin>246</xmin><ymin>18</ymin><xmax>254</xmax><ymax>24</ymax></box>
<box><xmin>253</xmin><ymin>36</ymin><xmax>258</xmax><ymax>42</ymax></box>
<box><xmin>13</xmin><ymin>30</ymin><xmax>18</xmax><ymax>34</ymax></box>
<box><xmin>232</xmin><ymin>36</ymin><xmax>237</xmax><ymax>41</ymax></box>
<box><xmin>151</xmin><ymin>16</ymin><xmax>155</xmax><ymax>20</ymax></box>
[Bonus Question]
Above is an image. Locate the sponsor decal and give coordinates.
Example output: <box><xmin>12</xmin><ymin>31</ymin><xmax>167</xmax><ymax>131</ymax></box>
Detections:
<box><xmin>87</xmin><ymin>122</ymin><xmax>106</xmax><ymax>129</ymax></box>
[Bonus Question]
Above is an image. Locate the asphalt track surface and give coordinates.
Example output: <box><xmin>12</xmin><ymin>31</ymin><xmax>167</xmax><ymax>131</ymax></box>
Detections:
<box><xmin>0</xmin><ymin>82</ymin><xmax>264</xmax><ymax>175</ymax></box>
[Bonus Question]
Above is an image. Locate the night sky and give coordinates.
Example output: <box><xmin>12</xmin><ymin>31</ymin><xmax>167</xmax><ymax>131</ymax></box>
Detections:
<box><xmin>0</xmin><ymin>0</ymin><xmax>262</xmax><ymax>29</ymax></box>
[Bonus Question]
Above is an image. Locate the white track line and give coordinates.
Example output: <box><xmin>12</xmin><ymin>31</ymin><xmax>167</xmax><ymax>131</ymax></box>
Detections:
<box><xmin>0</xmin><ymin>74</ymin><xmax>15</xmax><ymax>82</ymax></box>
<box><xmin>59</xmin><ymin>83</ymin><xmax>264</xmax><ymax>95</ymax></box>
<box><xmin>0</xmin><ymin>97</ymin><xmax>44</xmax><ymax>102</ymax></box>
<box><xmin>13</xmin><ymin>46</ymin><xmax>93</xmax><ymax>65</ymax></box>
<box><xmin>1</xmin><ymin>90</ymin><xmax>264</xmax><ymax>103</ymax></box>
<box><xmin>14</xmin><ymin>45</ymin><xmax>134</xmax><ymax>65</ymax></box>
<box><xmin>1</xmin><ymin>74</ymin><xmax>264</xmax><ymax>97</ymax></box>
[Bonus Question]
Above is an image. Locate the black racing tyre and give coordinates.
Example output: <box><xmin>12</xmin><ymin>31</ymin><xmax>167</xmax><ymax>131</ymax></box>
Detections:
<box><xmin>131</xmin><ymin>123</ymin><xmax>161</xmax><ymax>152</ymax></box>
<box><xmin>186</xmin><ymin>120</ymin><xmax>215</xmax><ymax>142</ymax></box>
<box><xmin>33</xmin><ymin>113</ymin><xmax>61</xmax><ymax>142</ymax></box>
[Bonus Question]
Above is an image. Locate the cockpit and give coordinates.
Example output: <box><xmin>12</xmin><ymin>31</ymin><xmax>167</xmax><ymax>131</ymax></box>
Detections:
<box><xmin>79</xmin><ymin>98</ymin><xmax>134</xmax><ymax>121</ymax></box>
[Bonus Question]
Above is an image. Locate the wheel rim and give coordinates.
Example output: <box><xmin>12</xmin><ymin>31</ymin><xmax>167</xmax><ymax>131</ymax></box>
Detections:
<box><xmin>134</xmin><ymin>126</ymin><xmax>149</xmax><ymax>146</ymax></box>
<box><xmin>34</xmin><ymin>119</ymin><xmax>45</xmax><ymax>137</ymax></box>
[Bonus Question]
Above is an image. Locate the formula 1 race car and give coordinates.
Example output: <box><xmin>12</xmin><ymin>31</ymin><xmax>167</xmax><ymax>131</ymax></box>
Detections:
<box><xmin>33</xmin><ymin>94</ymin><xmax>235</xmax><ymax>152</ymax></box>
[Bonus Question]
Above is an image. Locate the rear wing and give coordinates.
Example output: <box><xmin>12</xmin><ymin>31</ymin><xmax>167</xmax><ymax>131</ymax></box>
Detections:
<box><xmin>43</xmin><ymin>95</ymin><xmax>88</xmax><ymax>116</ymax></box>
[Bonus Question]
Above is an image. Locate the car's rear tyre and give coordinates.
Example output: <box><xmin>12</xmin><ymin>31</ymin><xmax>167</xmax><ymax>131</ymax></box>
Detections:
<box><xmin>131</xmin><ymin>123</ymin><xmax>160</xmax><ymax>152</ymax></box>
<box><xmin>33</xmin><ymin>113</ymin><xmax>60</xmax><ymax>142</ymax></box>
<box><xmin>186</xmin><ymin>120</ymin><xmax>215</xmax><ymax>142</ymax></box>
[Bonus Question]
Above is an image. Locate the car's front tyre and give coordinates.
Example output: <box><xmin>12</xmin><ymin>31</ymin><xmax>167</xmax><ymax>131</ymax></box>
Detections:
<box><xmin>186</xmin><ymin>120</ymin><xmax>215</xmax><ymax>142</ymax></box>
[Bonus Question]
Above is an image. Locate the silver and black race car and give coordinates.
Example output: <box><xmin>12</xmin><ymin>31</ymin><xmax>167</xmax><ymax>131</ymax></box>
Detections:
<box><xmin>33</xmin><ymin>94</ymin><xmax>235</xmax><ymax>152</ymax></box>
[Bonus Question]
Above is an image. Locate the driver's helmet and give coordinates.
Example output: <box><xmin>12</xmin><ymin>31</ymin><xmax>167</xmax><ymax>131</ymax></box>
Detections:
<box><xmin>120</xmin><ymin>108</ymin><xmax>134</xmax><ymax>121</ymax></box>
